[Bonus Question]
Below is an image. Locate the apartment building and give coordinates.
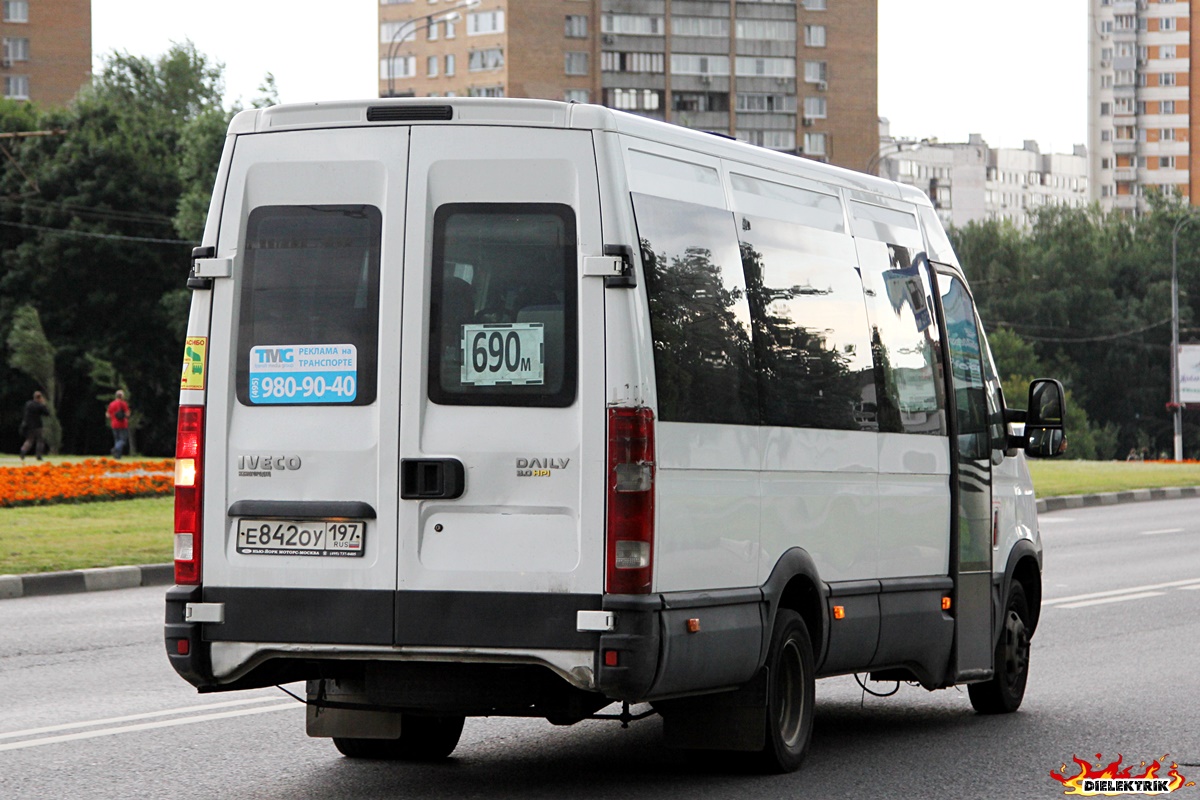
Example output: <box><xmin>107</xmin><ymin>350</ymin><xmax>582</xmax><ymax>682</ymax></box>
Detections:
<box><xmin>0</xmin><ymin>0</ymin><xmax>90</xmax><ymax>106</ymax></box>
<box><xmin>878</xmin><ymin>127</ymin><xmax>1088</xmax><ymax>228</ymax></box>
<box><xmin>378</xmin><ymin>0</ymin><xmax>878</xmax><ymax>170</ymax></box>
<box><xmin>1088</xmin><ymin>0</ymin><xmax>1197</xmax><ymax>214</ymax></box>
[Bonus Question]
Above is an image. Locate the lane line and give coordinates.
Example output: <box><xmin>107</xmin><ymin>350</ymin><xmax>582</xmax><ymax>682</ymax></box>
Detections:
<box><xmin>1044</xmin><ymin>577</ymin><xmax>1200</xmax><ymax>606</ymax></box>
<box><xmin>1057</xmin><ymin>591</ymin><xmax>1167</xmax><ymax>610</ymax></box>
<box><xmin>0</xmin><ymin>695</ymin><xmax>287</xmax><ymax>741</ymax></box>
<box><xmin>1140</xmin><ymin>528</ymin><xmax>1185</xmax><ymax>536</ymax></box>
<box><xmin>0</xmin><ymin>703</ymin><xmax>297</xmax><ymax>752</ymax></box>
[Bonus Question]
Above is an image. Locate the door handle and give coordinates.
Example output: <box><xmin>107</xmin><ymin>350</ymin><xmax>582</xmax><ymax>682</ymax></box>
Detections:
<box><xmin>400</xmin><ymin>459</ymin><xmax>465</xmax><ymax>500</ymax></box>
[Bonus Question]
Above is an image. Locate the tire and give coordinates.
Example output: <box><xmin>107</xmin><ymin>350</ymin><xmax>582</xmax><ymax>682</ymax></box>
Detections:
<box><xmin>333</xmin><ymin>714</ymin><xmax>465</xmax><ymax>761</ymax></box>
<box><xmin>968</xmin><ymin>582</ymin><xmax>1031</xmax><ymax>714</ymax></box>
<box><xmin>753</xmin><ymin>610</ymin><xmax>815</xmax><ymax>774</ymax></box>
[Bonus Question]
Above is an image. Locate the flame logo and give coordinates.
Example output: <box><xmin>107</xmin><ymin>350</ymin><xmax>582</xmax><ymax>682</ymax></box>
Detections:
<box><xmin>1051</xmin><ymin>754</ymin><xmax>1195</xmax><ymax>796</ymax></box>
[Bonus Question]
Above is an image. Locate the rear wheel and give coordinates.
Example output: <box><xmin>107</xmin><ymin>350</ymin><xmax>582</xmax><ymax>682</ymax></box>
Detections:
<box><xmin>333</xmin><ymin>714</ymin><xmax>465</xmax><ymax>761</ymax></box>
<box><xmin>754</xmin><ymin>610</ymin><xmax>815</xmax><ymax>773</ymax></box>
<box><xmin>968</xmin><ymin>582</ymin><xmax>1031</xmax><ymax>714</ymax></box>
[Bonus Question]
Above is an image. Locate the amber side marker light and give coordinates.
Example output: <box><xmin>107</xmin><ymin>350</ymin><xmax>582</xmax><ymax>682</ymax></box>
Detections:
<box><xmin>832</xmin><ymin>605</ymin><xmax>846</xmax><ymax>620</ymax></box>
<box><xmin>942</xmin><ymin>596</ymin><xmax>953</xmax><ymax>611</ymax></box>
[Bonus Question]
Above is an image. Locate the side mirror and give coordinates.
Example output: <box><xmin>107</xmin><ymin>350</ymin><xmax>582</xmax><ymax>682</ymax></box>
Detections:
<box><xmin>1024</xmin><ymin>378</ymin><xmax>1067</xmax><ymax>458</ymax></box>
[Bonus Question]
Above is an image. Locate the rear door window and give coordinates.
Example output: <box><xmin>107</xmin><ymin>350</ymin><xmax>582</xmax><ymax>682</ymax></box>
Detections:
<box><xmin>428</xmin><ymin>203</ymin><xmax>578</xmax><ymax>407</ymax></box>
<box><xmin>236</xmin><ymin>205</ymin><xmax>382</xmax><ymax>406</ymax></box>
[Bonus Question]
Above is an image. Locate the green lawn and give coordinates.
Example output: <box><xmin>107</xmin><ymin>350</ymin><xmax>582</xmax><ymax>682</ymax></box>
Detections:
<box><xmin>0</xmin><ymin>496</ymin><xmax>172</xmax><ymax>575</ymax></box>
<box><xmin>1026</xmin><ymin>460</ymin><xmax>1200</xmax><ymax>498</ymax></box>
<box><xmin>3</xmin><ymin>459</ymin><xmax>1200</xmax><ymax>577</ymax></box>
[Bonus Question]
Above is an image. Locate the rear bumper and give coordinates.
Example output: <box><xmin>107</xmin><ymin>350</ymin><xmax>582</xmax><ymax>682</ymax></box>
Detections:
<box><xmin>165</xmin><ymin>586</ymin><xmax>766</xmax><ymax>702</ymax></box>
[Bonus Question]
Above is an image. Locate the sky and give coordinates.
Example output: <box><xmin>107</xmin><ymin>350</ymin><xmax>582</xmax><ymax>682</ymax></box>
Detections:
<box><xmin>92</xmin><ymin>0</ymin><xmax>1089</xmax><ymax>155</ymax></box>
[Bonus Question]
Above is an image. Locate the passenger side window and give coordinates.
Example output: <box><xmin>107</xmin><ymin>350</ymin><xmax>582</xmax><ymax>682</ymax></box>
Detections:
<box><xmin>856</xmin><ymin>242</ymin><xmax>947</xmax><ymax>435</ymax></box>
<box><xmin>633</xmin><ymin>193</ymin><xmax>758</xmax><ymax>425</ymax></box>
<box><xmin>737</xmin><ymin>214</ymin><xmax>875</xmax><ymax>430</ymax></box>
<box><xmin>236</xmin><ymin>205</ymin><xmax>381</xmax><ymax>406</ymax></box>
<box><xmin>940</xmin><ymin>274</ymin><xmax>990</xmax><ymax>459</ymax></box>
<box><xmin>428</xmin><ymin>203</ymin><xmax>577</xmax><ymax>407</ymax></box>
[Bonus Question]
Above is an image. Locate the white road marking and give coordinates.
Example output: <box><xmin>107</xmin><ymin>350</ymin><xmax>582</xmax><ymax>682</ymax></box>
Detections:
<box><xmin>1038</xmin><ymin>517</ymin><xmax>1075</xmax><ymax>523</ymax></box>
<box><xmin>1140</xmin><ymin>528</ymin><xmax>1185</xmax><ymax>536</ymax></box>
<box><xmin>1057</xmin><ymin>591</ymin><xmax>1166</xmax><ymax>609</ymax></box>
<box><xmin>0</xmin><ymin>702</ymin><xmax>297</xmax><ymax>752</ymax></box>
<box><xmin>1044</xmin><ymin>577</ymin><xmax>1200</xmax><ymax>607</ymax></box>
<box><xmin>1181</xmin><ymin>585</ymin><xmax>1200</xmax><ymax>591</ymax></box>
<box><xmin>0</xmin><ymin>695</ymin><xmax>287</xmax><ymax>741</ymax></box>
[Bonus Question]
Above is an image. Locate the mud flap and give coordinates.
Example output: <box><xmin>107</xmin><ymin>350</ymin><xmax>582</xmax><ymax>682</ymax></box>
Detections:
<box><xmin>657</xmin><ymin>668</ymin><xmax>769</xmax><ymax>752</ymax></box>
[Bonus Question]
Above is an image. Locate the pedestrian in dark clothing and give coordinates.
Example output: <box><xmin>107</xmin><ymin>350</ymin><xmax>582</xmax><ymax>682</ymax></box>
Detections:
<box><xmin>19</xmin><ymin>390</ymin><xmax>50</xmax><ymax>461</ymax></box>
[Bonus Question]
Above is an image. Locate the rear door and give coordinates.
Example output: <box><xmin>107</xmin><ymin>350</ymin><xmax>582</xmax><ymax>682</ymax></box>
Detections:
<box><xmin>202</xmin><ymin>128</ymin><xmax>407</xmax><ymax>644</ymax></box>
<box><xmin>398</xmin><ymin>125</ymin><xmax>606</xmax><ymax>605</ymax></box>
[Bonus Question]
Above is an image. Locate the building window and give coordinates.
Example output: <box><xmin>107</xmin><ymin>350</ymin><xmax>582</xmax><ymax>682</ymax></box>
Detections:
<box><xmin>803</xmin><ymin>0</ymin><xmax>827</xmax><ymax>9</ymax></box>
<box><xmin>3</xmin><ymin>0</ymin><xmax>28</xmax><ymax>23</ymax></box>
<box><xmin>735</xmin><ymin>20</ymin><xmax>796</xmax><ymax>41</ymax></box>
<box><xmin>3</xmin><ymin>37</ymin><xmax>29</xmax><ymax>62</ymax></box>
<box><xmin>1161</xmin><ymin>45</ymin><xmax>1176</xmax><ymax>59</ymax></box>
<box><xmin>672</xmin><ymin>91</ymin><xmax>729</xmax><ymax>112</ymax></box>
<box><xmin>602</xmin><ymin>14</ymin><xmax>664</xmax><ymax>35</ymax></box>
<box><xmin>428</xmin><ymin>20</ymin><xmax>440</xmax><ymax>40</ymax></box>
<box><xmin>804</xmin><ymin>61</ymin><xmax>828</xmax><ymax>84</ymax></box>
<box><xmin>606</xmin><ymin>88</ymin><xmax>662</xmax><ymax>111</ymax></box>
<box><xmin>565</xmin><ymin>89</ymin><xmax>589</xmax><ymax>103</ymax></box>
<box><xmin>735</xmin><ymin>56</ymin><xmax>796</xmax><ymax>77</ymax></box>
<box><xmin>4</xmin><ymin>74</ymin><xmax>29</xmax><ymax>99</ymax></box>
<box><xmin>467</xmin><ymin>85</ymin><xmax>505</xmax><ymax>97</ymax></box>
<box><xmin>1161</xmin><ymin>156</ymin><xmax>1176</xmax><ymax>169</ymax></box>
<box><xmin>1161</xmin><ymin>100</ymin><xmax>1175</xmax><ymax>114</ymax></box>
<box><xmin>803</xmin><ymin>96</ymin><xmax>827</xmax><ymax>119</ymax></box>
<box><xmin>668</xmin><ymin>53</ymin><xmax>728</xmax><ymax>75</ymax></box>
<box><xmin>1161</xmin><ymin>73</ymin><xmax>1177</xmax><ymax>86</ymax></box>
<box><xmin>468</xmin><ymin>47</ymin><xmax>504</xmax><ymax>71</ymax></box>
<box><xmin>427</xmin><ymin>55</ymin><xmax>438</xmax><ymax>76</ymax></box>
<box><xmin>671</xmin><ymin>16</ymin><xmax>729</xmax><ymax>37</ymax></box>
<box><xmin>381</xmin><ymin>0</ymin><xmax>415</xmax><ymax>3</ymax></box>
<box><xmin>601</xmin><ymin>51</ymin><xmax>666</xmax><ymax>73</ymax></box>
<box><xmin>804</xmin><ymin>25</ymin><xmax>826</xmax><ymax>47</ymax></box>
<box><xmin>565</xmin><ymin>15</ymin><xmax>588</xmax><ymax>38</ymax></box>
<box><xmin>1100</xmin><ymin>102</ymin><xmax>1111</xmax><ymax>116</ymax></box>
<box><xmin>380</xmin><ymin>55</ymin><xmax>417</xmax><ymax>80</ymax></box>
<box><xmin>467</xmin><ymin>10</ymin><xmax>505</xmax><ymax>35</ymax></box>
<box><xmin>445</xmin><ymin>53</ymin><xmax>455</xmax><ymax>76</ymax></box>
<box><xmin>738</xmin><ymin>129</ymin><xmax>796</xmax><ymax>150</ymax></box>
<box><xmin>445</xmin><ymin>19</ymin><xmax>456</xmax><ymax>38</ymax></box>
<box><xmin>381</xmin><ymin>22</ymin><xmax>418</xmax><ymax>43</ymax></box>
<box><xmin>1160</xmin><ymin>17</ymin><xmax>1177</xmax><ymax>31</ymax></box>
<box><xmin>565</xmin><ymin>52</ymin><xmax>588</xmax><ymax>75</ymax></box>
<box><xmin>1162</xmin><ymin>128</ymin><xmax>1175</xmax><ymax>140</ymax></box>
<box><xmin>735</xmin><ymin>93</ymin><xmax>795</xmax><ymax>112</ymax></box>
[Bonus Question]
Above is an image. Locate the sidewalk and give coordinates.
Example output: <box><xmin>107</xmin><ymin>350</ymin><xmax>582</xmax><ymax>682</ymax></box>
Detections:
<box><xmin>3</xmin><ymin>487</ymin><xmax>1199</xmax><ymax>601</ymax></box>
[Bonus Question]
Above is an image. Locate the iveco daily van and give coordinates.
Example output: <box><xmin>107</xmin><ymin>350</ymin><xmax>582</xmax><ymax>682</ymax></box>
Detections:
<box><xmin>166</xmin><ymin>98</ymin><xmax>1065</xmax><ymax>773</ymax></box>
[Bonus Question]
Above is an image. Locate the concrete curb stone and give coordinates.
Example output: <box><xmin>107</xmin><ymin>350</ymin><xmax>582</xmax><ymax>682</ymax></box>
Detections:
<box><xmin>1035</xmin><ymin>485</ymin><xmax>1200</xmax><ymax>514</ymax></box>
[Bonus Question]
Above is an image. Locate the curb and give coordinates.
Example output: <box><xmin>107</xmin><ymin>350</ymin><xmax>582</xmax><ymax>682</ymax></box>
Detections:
<box><xmin>5</xmin><ymin>486</ymin><xmax>1200</xmax><ymax>601</ymax></box>
<box><xmin>0</xmin><ymin>563</ymin><xmax>173</xmax><ymax>601</ymax></box>
<box><xmin>1036</xmin><ymin>485</ymin><xmax>1200</xmax><ymax>514</ymax></box>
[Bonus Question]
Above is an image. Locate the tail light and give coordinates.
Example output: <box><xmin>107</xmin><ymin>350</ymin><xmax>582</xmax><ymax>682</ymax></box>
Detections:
<box><xmin>174</xmin><ymin>405</ymin><xmax>204</xmax><ymax>585</ymax></box>
<box><xmin>606</xmin><ymin>407</ymin><xmax>655</xmax><ymax>594</ymax></box>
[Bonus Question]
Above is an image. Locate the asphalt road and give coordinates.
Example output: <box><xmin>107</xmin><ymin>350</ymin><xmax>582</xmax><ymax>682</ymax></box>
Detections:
<box><xmin>2</xmin><ymin>498</ymin><xmax>1199</xmax><ymax>799</ymax></box>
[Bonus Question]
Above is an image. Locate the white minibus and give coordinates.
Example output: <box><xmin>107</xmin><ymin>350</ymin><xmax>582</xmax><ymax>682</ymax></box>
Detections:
<box><xmin>166</xmin><ymin>98</ymin><xmax>1065</xmax><ymax>773</ymax></box>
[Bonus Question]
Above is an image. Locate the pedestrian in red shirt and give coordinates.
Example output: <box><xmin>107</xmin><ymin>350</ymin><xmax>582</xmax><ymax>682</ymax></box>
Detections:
<box><xmin>106</xmin><ymin>390</ymin><xmax>131</xmax><ymax>458</ymax></box>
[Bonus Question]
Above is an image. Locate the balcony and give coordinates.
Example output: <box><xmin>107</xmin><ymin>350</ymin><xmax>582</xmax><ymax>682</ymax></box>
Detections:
<box><xmin>1114</xmin><ymin>167</ymin><xmax>1137</xmax><ymax>182</ymax></box>
<box><xmin>1113</xmin><ymin>139</ymin><xmax>1138</xmax><ymax>155</ymax></box>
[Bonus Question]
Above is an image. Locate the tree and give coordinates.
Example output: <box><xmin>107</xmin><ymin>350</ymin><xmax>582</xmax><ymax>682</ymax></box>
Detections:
<box><xmin>6</xmin><ymin>304</ymin><xmax>61</xmax><ymax>451</ymax></box>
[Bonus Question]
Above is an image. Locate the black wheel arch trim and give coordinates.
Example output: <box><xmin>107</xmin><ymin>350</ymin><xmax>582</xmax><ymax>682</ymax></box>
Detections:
<box><xmin>760</xmin><ymin>548</ymin><xmax>829</xmax><ymax>668</ymax></box>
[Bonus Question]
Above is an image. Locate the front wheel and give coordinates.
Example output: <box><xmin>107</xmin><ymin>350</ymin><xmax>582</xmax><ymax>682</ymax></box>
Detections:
<box><xmin>968</xmin><ymin>582</ymin><xmax>1031</xmax><ymax>714</ymax></box>
<box><xmin>753</xmin><ymin>609</ymin><xmax>815</xmax><ymax>773</ymax></box>
<box><xmin>334</xmin><ymin>713</ymin><xmax>465</xmax><ymax>761</ymax></box>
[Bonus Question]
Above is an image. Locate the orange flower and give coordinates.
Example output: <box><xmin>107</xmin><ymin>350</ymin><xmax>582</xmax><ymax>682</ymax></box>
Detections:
<box><xmin>0</xmin><ymin>459</ymin><xmax>174</xmax><ymax>508</ymax></box>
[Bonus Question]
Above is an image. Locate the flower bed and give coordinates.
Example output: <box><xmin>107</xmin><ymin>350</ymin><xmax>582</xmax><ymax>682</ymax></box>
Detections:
<box><xmin>0</xmin><ymin>459</ymin><xmax>174</xmax><ymax>508</ymax></box>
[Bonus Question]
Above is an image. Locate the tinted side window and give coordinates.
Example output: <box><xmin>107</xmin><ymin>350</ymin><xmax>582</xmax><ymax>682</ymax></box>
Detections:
<box><xmin>236</xmin><ymin>205</ymin><xmax>381</xmax><ymax>406</ymax></box>
<box><xmin>428</xmin><ymin>203</ymin><xmax>577</xmax><ymax>407</ymax></box>
<box><xmin>856</xmin><ymin>242</ymin><xmax>946</xmax><ymax>435</ymax></box>
<box><xmin>634</xmin><ymin>193</ymin><xmax>757</xmax><ymax>425</ymax></box>
<box><xmin>738</xmin><ymin>214</ymin><xmax>875</xmax><ymax>430</ymax></box>
<box><xmin>940</xmin><ymin>274</ymin><xmax>989</xmax><ymax>458</ymax></box>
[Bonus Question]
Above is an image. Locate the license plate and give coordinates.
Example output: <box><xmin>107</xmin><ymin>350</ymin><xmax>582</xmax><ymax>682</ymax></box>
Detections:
<box><xmin>236</xmin><ymin>519</ymin><xmax>365</xmax><ymax>557</ymax></box>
